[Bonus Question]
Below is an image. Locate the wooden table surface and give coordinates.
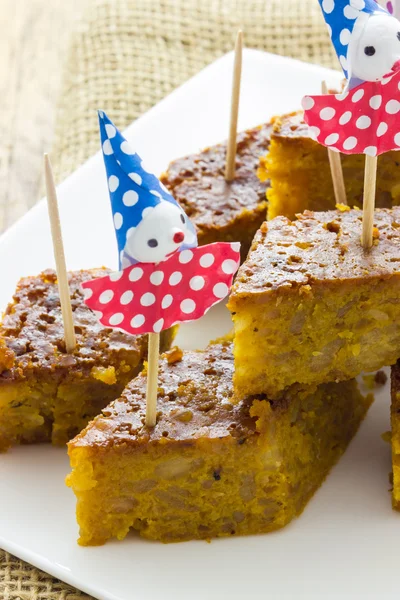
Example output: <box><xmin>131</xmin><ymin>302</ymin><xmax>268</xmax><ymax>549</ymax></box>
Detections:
<box><xmin>0</xmin><ymin>0</ymin><xmax>86</xmax><ymax>234</ymax></box>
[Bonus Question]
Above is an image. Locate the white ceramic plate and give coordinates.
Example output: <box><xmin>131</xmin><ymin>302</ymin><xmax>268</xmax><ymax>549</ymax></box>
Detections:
<box><xmin>0</xmin><ymin>50</ymin><xmax>397</xmax><ymax>600</ymax></box>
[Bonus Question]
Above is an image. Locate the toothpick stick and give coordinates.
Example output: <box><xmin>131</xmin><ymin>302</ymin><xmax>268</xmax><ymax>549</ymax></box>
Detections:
<box><xmin>362</xmin><ymin>154</ymin><xmax>378</xmax><ymax>249</ymax></box>
<box><xmin>321</xmin><ymin>81</ymin><xmax>347</xmax><ymax>206</ymax></box>
<box><xmin>145</xmin><ymin>332</ymin><xmax>160</xmax><ymax>427</ymax></box>
<box><xmin>225</xmin><ymin>30</ymin><xmax>243</xmax><ymax>182</ymax></box>
<box><xmin>44</xmin><ymin>154</ymin><xmax>76</xmax><ymax>353</ymax></box>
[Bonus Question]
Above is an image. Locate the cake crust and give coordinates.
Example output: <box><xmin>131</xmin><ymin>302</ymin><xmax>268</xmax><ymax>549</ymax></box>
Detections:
<box><xmin>231</xmin><ymin>208</ymin><xmax>400</xmax><ymax>298</ymax></box>
<box><xmin>0</xmin><ymin>269</ymin><xmax>144</xmax><ymax>383</ymax></box>
<box><xmin>70</xmin><ymin>342</ymin><xmax>255</xmax><ymax>449</ymax></box>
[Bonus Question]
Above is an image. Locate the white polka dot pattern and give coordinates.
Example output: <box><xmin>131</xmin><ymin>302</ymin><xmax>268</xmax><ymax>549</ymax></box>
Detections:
<box><xmin>105</xmin><ymin>124</ymin><xmax>116</xmax><ymax>138</ymax></box>
<box><xmin>120</xmin><ymin>141</ymin><xmax>134</xmax><ymax>155</ymax></box>
<box><xmin>113</xmin><ymin>212</ymin><xmax>123</xmax><ymax>230</ymax></box>
<box><xmin>109</xmin><ymin>313</ymin><xmax>124</xmax><ymax>326</ymax></box>
<box><xmin>302</xmin><ymin>72</ymin><xmax>400</xmax><ymax>156</ymax></box>
<box><xmin>81</xmin><ymin>242</ymin><xmax>241</xmax><ymax>335</ymax></box>
<box><xmin>102</xmin><ymin>140</ymin><xmax>113</xmax><ymax>155</ymax></box>
<box><xmin>120</xmin><ymin>290</ymin><xmax>134</xmax><ymax>305</ymax></box>
<box><xmin>123</xmin><ymin>190</ymin><xmax>139</xmax><ymax>207</ymax></box>
<box><xmin>108</xmin><ymin>175</ymin><xmax>119</xmax><ymax>192</ymax></box>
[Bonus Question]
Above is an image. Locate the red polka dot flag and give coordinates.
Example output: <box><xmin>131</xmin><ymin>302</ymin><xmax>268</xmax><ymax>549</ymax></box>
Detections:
<box><xmin>82</xmin><ymin>242</ymin><xmax>240</xmax><ymax>335</ymax></box>
<box><xmin>302</xmin><ymin>71</ymin><xmax>400</xmax><ymax>156</ymax></box>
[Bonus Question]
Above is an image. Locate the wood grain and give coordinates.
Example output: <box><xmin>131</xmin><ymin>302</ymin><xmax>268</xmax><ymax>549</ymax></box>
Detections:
<box><xmin>0</xmin><ymin>0</ymin><xmax>86</xmax><ymax>234</ymax></box>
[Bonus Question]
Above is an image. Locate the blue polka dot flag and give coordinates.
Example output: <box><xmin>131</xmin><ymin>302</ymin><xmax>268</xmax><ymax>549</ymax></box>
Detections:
<box><xmin>98</xmin><ymin>110</ymin><xmax>198</xmax><ymax>268</ymax></box>
<box><xmin>318</xmin><ymin>0</ymin><xmax>386</xmax><ymax>80</ymax></box>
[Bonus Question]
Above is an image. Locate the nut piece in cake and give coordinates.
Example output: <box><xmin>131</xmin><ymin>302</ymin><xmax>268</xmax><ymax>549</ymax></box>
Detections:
<box><xmin>160</xmin><ymin>123</ymin><xmax>271</xmax><ymax>261</ymax></box>
<box><xmin>228</xmin><ymin>207</ymin><xmax>400</xmax><ymax>399</ymax></box>
<box><xmin>66</xmin><ymin>341</ymin><xmax>372</xmax><ymax>545</ymax></box>
<box><xmin>258</xmin><ymin>111</ymin><xmax>400</xmax><ymax>220</ymax></box>
<box><xmin>0</xmin><ymin>269</ymin><xmax>175</xmax><ymax>451</ymax></box>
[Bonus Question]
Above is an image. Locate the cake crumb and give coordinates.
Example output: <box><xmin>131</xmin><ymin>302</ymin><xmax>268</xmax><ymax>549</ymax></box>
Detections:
<box><xmin>91</xmin><ymin>365</ymin><xmax>117</xmax><ymax>385</ymax></box>
<box><xmin>165</xmin><ymin>346</ymin><xmax>183</xmax><ymax>364</ymax></box>
<box><xmin>375</xmin><ymin>370</ymin><xmax>388</xmax><ymax>386</ymax></box>
<box><xmin>335</xmin><ymin>203</ymin><xmax>350</xmax><ymax>212</ymax></box>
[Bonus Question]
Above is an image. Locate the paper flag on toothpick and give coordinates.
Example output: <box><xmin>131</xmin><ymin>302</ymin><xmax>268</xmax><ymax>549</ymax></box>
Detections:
<box><xmin>82</xmin><ymin>242</ymin><xmax>240</xmax><ymax>335</ymax></box>
<box><xmin>304</xmin><ymin>0</ymin><xmax>400</xmax><ymax>248</ymax></box>
<box><xmin>84</xmin><ymin>113</ymin><xmax>241</xmax><ymax>426</ymax></box>
<box><xmin>303</xmin><ymin>0</ymin><xmax>400</xmax><ymax>157</ymax></box>
<box><xmin>302</xmin><ymin>73</ymin><xmax>400</xmax><ymax>156</ymax></box>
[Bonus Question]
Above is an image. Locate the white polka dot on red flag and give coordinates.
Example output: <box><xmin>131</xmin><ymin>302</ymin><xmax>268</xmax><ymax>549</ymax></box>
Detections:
<box><xmin>352</xmin><ymin>89</ymin><xmax>364</xmax><ymax>103</ymax></box>
<box><xmin>153</xmin><ymin>318</ymin><xmax>164</xmax><ymax>333</ymax></box>
<box><xmin>213</xmin><ymin>283</ymin><xmax>229</xmax><ymax>299</ymax></box>
<box><xmin>131</xmin><ymin>314</ymin><xmax>145</xmax><ymax>328</ymax></box>
<box><xmin>320</xmin><ymin>107</ymin><xmax>335</xmax><ymax>120</ymax></box>
<box><xmin>109</xmin><ymin>271</ymin><xmax>123</xmax><ymax>282</ymax></box>
<box><xmin>356</xmin><ymin>116</ymin><xmax>371</xmax><ymax>130</ymax></box>
<box><xmin>109</xmin><ymin>313</ymin><xmax>124</xmax><ymax>326</ymax></box>
<box><xmin>200</xmin><ymin>253</ymin><xmax>215</xmax><ymax>267</ymax></box>
<box><xmin>140</xmin><ymin>292</ymin><xmax>156</xmax><ymax>307</ymax></box>
<box><xmin>162</xmin><ymin>294</ymin><xmax>173</xmax><ymax>309</ymax></box>
<box><xmin>222</xmin><ymin>259</ymin><xmax>238</xmax><ymax>274</ymax></box>
<box><xmin>339</xmin><ymin>111</ymin><xmax>352</xmax><ymax>125</ymax></box>
<box><xmin>179</xmin><ymin>250</ymin><xmax>193</xmax><ymax>264</ymax></box>
<box><xmin>169</xmin><ymin>271</ymin><xmax>182</xmax><ymax>286</ymax></box>
<box><xmin>129</xmin><ymin>267</ymin><xmax>143</xmax><ymax>282</ymax></box>
<box><xmin>386</xmin><ymin>100</ymin><xmax>400</xmax><ymax>115</ymax></box>
<box><xmin>150</xmin><ymin>271</ymin><xmax>164</xmax><ymax>285</ymax></box>
<box><xmin>370</xmin><ymin>95</ymin><xmax>382</xmax><ymax>110</ymax></box>
<box><xmin>99</xmin><ymin>290</ymin><xmax>114</xmax><ymax>304</ymax></box>
<box><xmin>82</xmin><ymin>242</ymin><xmax>248</xmax><ymax>336</ymax></box>
<box><xmin>181</xmin><ymin>299</ymin><xmax>196</xmax><ymax>314</ymax></box>
<box><xmin>120</xmin><ymin>290</ymin><xmax>133</xmax><ymax>305</ymax></box>
<box><xmin>190</xmin><ymin>276</ymin><xmax>205</xmax><ymax>291</ymax></box>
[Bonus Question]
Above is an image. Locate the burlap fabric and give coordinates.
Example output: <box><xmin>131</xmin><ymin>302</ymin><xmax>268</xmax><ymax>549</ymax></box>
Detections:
<box><xmin>1</xmin><ymin>1</ymin><xmax>337</xmax><ymax>598</ymax></box>
<box><xmin>52</xmin><ymin>0</ymin><xmax>338</xmax><ymax>182</ymax></box>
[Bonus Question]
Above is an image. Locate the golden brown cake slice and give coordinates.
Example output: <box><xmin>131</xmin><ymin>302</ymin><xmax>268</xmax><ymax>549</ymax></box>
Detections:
<box><xmin>391</xmin><ymin>362</ymin><xmax>400</xmax><ymax>510</ymax></box>
<box><xmin>67</xmin><ymin>341</ymin><xmax>372</xmax><ymax>545</ymax></box>
<box><xmin>0</xmin><ymin>269</ymin><xmax>175</xmax><ymax>451</ymax></box>
<box><xmin>228</xmin><ymin>207</ymin><xmax>400</xmax><ymax>399</ymax></box>
<box><xmin>259</xmin><ymin>111</ymin><xmax>400</xmax><ymax>220</ymax></box>
<box><xmin>160</xmin><ymin>123</ymin><xmax>271</xmax><ymax>261</ymax></box>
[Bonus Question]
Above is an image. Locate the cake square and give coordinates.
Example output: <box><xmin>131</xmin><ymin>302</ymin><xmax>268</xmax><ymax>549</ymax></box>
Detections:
<box><xmin>67</xmin><ymin>341</ymin><xmax>371</xmax><ymax>545</ymax></box>
<box><xmin>0</xmin><ymin>269</ymin><xmax>174</xmax><ymax>451</ymax></box>
<box><xmin>160</xmin><ymin>122</ymin><xmax>271</xmax><ymax>261</ymax></box>
<box><xmin>228</xmin><ymin>207</ymin><xmax>400</xmax><ymax>399</ymax></box>
<box><xmin>259</xmin><ymin>111</ymin><xmax>400</xmax><ymax>220</ymax></box>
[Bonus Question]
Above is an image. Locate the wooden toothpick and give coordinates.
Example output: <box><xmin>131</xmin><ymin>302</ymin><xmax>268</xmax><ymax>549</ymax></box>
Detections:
<box><xmin>361</xmin><ymin>154</ymin><xmax>378</xmax><ymax>249</ymax></box>
<box><xmin>145</xmin><ymin>332</ymin><xmax>160</xmax><ymax>427</ymax></box>
<box><xmin>321</xmin><ymin>81</ymin><xmax>347</xmax><ymax>206</ymax></box>
<box><xmin>44</xmin><ymin>154</ymin><xmax>76</xmax><ymax>353</ymax></box>
<box><xmin>225</xmin><ymin>30</ymin><xmax>243</xmax><ymax>182</ymax></box>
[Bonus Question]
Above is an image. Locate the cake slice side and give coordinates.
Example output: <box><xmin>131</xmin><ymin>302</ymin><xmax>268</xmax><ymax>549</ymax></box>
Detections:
<box><xmin>228</xmin><ymin>208</ymin><xmax>400</xmax><ymax>399</ymax></box>
<box><xmin>0</xmin><ymin>269</ymin><xmax>174</xmax><ymax>451</ymax></box>
<box><xmin>67</xmin><ymin>342</ymin><xmax>372</xmax><ymax>545</ymax></box>
<box><xmin>259</xmin><ymin>111</ymin><xmax>400</xmax><ymax>220</ymax></box>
